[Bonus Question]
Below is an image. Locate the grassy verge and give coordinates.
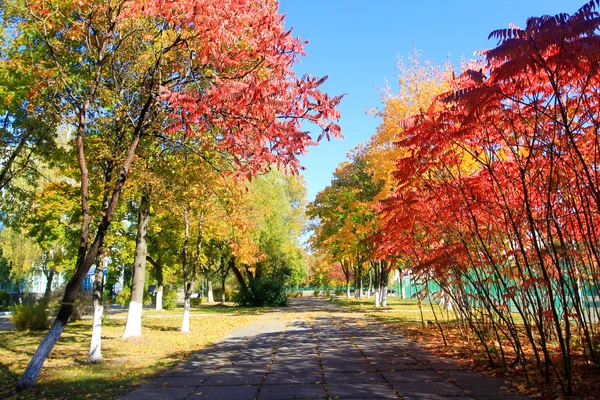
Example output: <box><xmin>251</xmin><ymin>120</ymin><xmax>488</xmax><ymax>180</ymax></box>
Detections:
<box><xmin>0</xmin><ymin>307</ymin><xmax>258</xmax><ymax>400</ymax></box>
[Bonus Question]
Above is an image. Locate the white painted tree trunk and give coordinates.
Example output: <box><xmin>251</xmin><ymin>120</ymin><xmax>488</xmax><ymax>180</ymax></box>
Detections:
<box><xmin>155</xmin><ymin>285</ymin><xmax>163</xmax><ymax>311</ymax></box>
<box><xmin>346</xmin><ymin>285</ymin><xmax>351</xmax><ymax>298</ymax></box>
<box><xmin>180</xmin><ymin>298</ymin><xmax>191</xmax><ymax>333</ymax></box>
<box><xmin>123</xmin><ymin>301</ymin><xmax>143</xmax><ymax>338</ymax></box>
<box><xmin>122</xmin><ymin>194</ymin><xmax>150</xmax><ymax>339</ymax></box>
<box><xmin>382</xmin><ymin>285</ymin><xmax>388</xmax><ymax>307</ymax></box>
<box><xmin>87</xmin><ymin>301</ymin><xmax>104</xmax><ymax>363</ymax></box>
<box><xmin>17</xmin><ymin>319</ymin><xmax>66</xmax><ymax>389</ymax></box>
<box><xmin>87</xmin><ymin>264</ymin><xmax>104</xmax><ymax>363</ymax></box>
<box><xmin>207</xmin><ymin>280</ymin><xmax>214</xmax><ymax>303</ymax></box>
<box><xmin>401</xmin><ymin>278</ymin><xmax>406</xmax><ymax>299</ymax></box>
<box><xmin>374</xmin><ymin>288</ymin><xmax>380</xmax><ymax>308</ymax></box>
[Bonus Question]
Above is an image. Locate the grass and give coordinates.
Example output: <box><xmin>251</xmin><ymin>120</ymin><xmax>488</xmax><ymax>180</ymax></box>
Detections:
<box><xmin>139</xmin><ymin>302</ymin><xmax>267</xmax><ymax>317</ymax></box>
<box><xmin>333</xmin><ymin>296</ymin><xmax>446</xmax><ymax>323</ymax></box>
<box><xmin>0</xmin><ymin>306</ymin><xmax>259</xmax><ymax>400</ymax></box>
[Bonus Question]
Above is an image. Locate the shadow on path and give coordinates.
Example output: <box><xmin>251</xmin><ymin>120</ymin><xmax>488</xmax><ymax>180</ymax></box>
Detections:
<box><xmin>122</xmin><ymin>298</ymin><xmax>530</xmax><ymax>400</ymax></box>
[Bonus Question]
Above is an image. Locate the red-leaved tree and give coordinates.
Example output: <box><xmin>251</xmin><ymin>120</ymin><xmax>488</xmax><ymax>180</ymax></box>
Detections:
<box><xmin>12</xmin><ymin>0</ymin><xmax>342</xmax><ymax>389</ymax></box>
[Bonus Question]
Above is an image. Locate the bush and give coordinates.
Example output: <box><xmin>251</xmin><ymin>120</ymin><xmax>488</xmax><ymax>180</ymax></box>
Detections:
<box><xmin>71</xmin><ymin>292</ymin><xmax>93</xmax><ymax>321</ymax></box>
<box><xmin>114</xmin><ymin>286</ymin><xmax>131</xmax><ymax>307</ymax></box>
<box><xmin>313</xmin><ymin>289</ymin><xmax>320</xmax><ymax>297</ymax></box>
<box><xmin>233</xmin><ymin>275</ymin><xmax>289</xmax><ymax>307</ymax></box>
<box><xmin>162</xmin><ymin>286</ymin><xmax>178</xmax><ymax>309</ymax></box>
<box><xmin>11</xmin><ymin>301</ymin><xmax>50</xmax><ymax>331</ymax></box>
<box><xmin>213</xmin><ymin>286</ymin><xmax>233</xmax><ymax>302</ymax></box>
<box><xmin>190</xmin><ymin>297</ymin><xmax>202</xmax><ymax>307</ymax></box>
<box><xmin>335</xmin><ymin>289</ymin><xmax>344</xmax><ymax>296</ymax></box>
<box><xmin>143</xmin><ymin>290</ymin><xmax>152</xmax><ymax>306</ymax></box>
<box><xmin>48</xmin><ymin>286</ymin><xmax>92</xmax><ymax>321</ymax></box>
<box><xmin>0</xmin><ymin>290</ymin><xmax>10</xmax><ymax>311</ymax></box>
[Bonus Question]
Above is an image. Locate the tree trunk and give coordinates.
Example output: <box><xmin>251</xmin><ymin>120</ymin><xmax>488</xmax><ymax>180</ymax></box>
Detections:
<box><xmin>180</xmin><ymin>281</ymin><xmax>192</xmax><ymax>333</ymax></box>
<box><xmin>358</xmin><ymin>265</ymin><xmax>363</xmax><ymax>299</ymax></box>
<box><xmin>87</xmin><ymin>255</ymin><xmax>105</xmax><ymax>363</ymax></box>
<box><xmin>221</xmin><ymin>275</ymin><xmax>227</xmax><ymax>305</ymax></box>
<box><xmin>147</xmin><ymin>255</ymin><xmax>163</xmax><ymax>311</ymax></box>
<box><xmin>381</xmin><ymin>263</ymin><xmax>389</xmax><ymax>307</ymax></box>
<box><xmin>375</xmin><ymin>287</ymin><xmax>380</xmax><ymax>308</ymax></box>
<box><xmin>155</xmin><ymin>285</ymin><xmax>163</xmax><ymax>311</ymax></box>
<box><xmin>230</xmin><ymin>258</ymin><xmax>248</xmax><ymax>294</ymax></box>
<box><xmin>43</xmin><ymin>269</ymin><xmax>55</xmax><ymax>300</ymax></box>
<box><xmin>123</xmin><ymin>194</ymin><xmax>150</xmax><ymax>339</ymax></box>
<box><xmin>207</xmin><ymin>279</ymin><xmax>214</xmax><ymax>303</ymax></box>
<box><xmin>346</xmin><ymin>273</ymin><xmax>351</xmax><ymax>298</ymax></box>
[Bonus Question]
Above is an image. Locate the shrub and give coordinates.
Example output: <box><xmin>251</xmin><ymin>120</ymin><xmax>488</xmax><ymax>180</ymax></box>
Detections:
<box><xmin>190</xmin><ymin>297</ymin><xmax>202</xmax><ymax>307</ymax></box>
<box><xmin>0</xmin><ymin>290</ymin><xmax>10</xmax><ymax>311</ymax></box>
<box><xmin>313</xmin><ymin>289</ymin><xmax>320</xmax><ymax>297</ymax></box>
<box><xmin>233</xmin><ymin>275</ymin><xmax>289</xmax><ymax>307</ymax></box>
<box><xmin>143</xmin><ymin>290</ymin><xmax>152</xmax><ymax>306</ymax></box>
<box><xmin>114</xmin><ymin>286</ymin><xmax>131</xmax><ymax>307</ymax></box>
<box><xmin>213</xmin><ymin>286</ymin><xmax>233</xmax><ymax>302</ymax></box>
<box><xmin>71</xmin><ymin>292</ymin><xmax>93</xmax><ymax>321</ymax></box>
<box><xmin>162</xmin><ymin>286</ymin><xmax>178</xmax><ymax>309</ymax></box>
<box><xmin>11</xmin><ymin>301</ymin><xmax>50</xmax><ymax>331</ymax></box>
<box><xmin>335</xmin><ymin>289</ymin><xmax>344</xmax><ymax>296</ymax></box>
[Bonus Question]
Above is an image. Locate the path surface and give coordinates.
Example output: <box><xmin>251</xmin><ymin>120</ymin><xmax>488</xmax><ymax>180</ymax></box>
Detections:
<box><xmin>123</xmin><ymin>298</ymin><xmax>529</xmax><ymax>400</ymax></box>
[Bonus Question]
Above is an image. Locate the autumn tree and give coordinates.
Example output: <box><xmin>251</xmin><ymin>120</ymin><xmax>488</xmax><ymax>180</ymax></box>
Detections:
<box><xmin>12</xmin><ymin>0</ymin><xmax>342</xmax><ymax>389</ymax></box>
<box><xmin>308</xmin><ymin>149</ymin><xmax>384</xmax><ymax>300</ymax></box>
<box><xmin>377</xmin><ymin>2</ymin><xmax>600</xmax><ymax>394</ymax></box>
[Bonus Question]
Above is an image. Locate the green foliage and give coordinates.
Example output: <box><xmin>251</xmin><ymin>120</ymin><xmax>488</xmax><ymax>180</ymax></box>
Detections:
<box><xmin>190</xmin><ymin>297</ymin><xmax>202</xmax><ymax>307</ymax></box>
<box><xmin>313</xmin><ymin>289</ymin><xmax>320</xmax><ymax>297</ymax></box>
<box><xmin>0</xmin><ymin>290</ymin><xmax>10</xmax><ymax>311</ymax></box>
<box><xmin>247</xmin><ymin>170</ymin><xmax>308</xmax><ymax>286</ymax></box>
<box><xmin>143</xmin><ymin>290</ymin><xmax>152</xmax><ymax>307</ymax></box>
<box><xmin>162</xmin><ymin>286</ymin><xmax>178</xmax><ymax>310</ymax></box>
<box><xmin>115</xmin><ymin>287</ymin><xmax>131</xmax><ymax>307</ymax></box>
<box><xmin>11</xmin><ymin>301</ymin><xmax>50</xmax><ymax>331</ymax></box>
<box><xmin>213</xmin><ymin>286</ymin><xmax>233</xmax><ymax>302</ymax></box>
<box><xmin>233</xmin><ymin>275</ymin><xmax>289</xmax><ymax>307</ymax></box>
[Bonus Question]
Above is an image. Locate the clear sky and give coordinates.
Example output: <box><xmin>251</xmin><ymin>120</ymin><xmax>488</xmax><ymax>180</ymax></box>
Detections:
<box><xmin>277</xmin><ymin>0</ymin><xmax>583</xmax><ymax>202</ymax></box>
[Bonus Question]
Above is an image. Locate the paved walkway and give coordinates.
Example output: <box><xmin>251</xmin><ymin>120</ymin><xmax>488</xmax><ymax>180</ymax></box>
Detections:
<box><xmin>123</xmin><ymin>298</ymin><xmax>529</xmax><ymax>400</ymax></box>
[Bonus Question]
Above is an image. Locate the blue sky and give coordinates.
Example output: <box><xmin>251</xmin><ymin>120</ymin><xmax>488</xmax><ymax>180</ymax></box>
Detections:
<box><xmin>277</xmin><ymin>0</ymin><xmax>583</xmax><ymax>202</ymax></box>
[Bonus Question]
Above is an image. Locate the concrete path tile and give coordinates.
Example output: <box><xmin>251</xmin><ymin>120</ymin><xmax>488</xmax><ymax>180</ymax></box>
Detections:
<box><xmin>194</xmin><ymin>385</ymin><xmax>259</xmax><ymax>399</ymax></box>
<box><xmin>325</xmin><ymin>372</ymin><xmax>386</xmax><ymax>384</ymax></box>
<box><xmin>121</xmin><ymin>387</ymin><xmax>194</xmax><ymax>400</ymax></box>
<box><xmin>327</xmin><ymin>382</ymin><xmax>398</xmax><ymax>399</ymax></box>
<box><xmin>381</xmin><ymin>369</ymin><xmax>445</xmax><ymax>383</ymax></box>
<box><xmin>264</xmin><ymin>371</ymin><xmax>323</xmax><ymax>385</ymax></box>
<box><xmin>142</xmin><ymin>376</ymin><xmax>207</xmax><ymax>388</ymax></box>
<box><xmin>202</xmin><ymin>372</ymin><xmax>265</xmax><ymax>386</ymax></box>
<box><xmin>390</xmin><ymin>380</ymin><xmax>469</xmax><ymax>397</ymax></box>
<box><xmin>258</xmin><ymin>384</ymin><xmax>326</xmax><ymax>399</ymax></box>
